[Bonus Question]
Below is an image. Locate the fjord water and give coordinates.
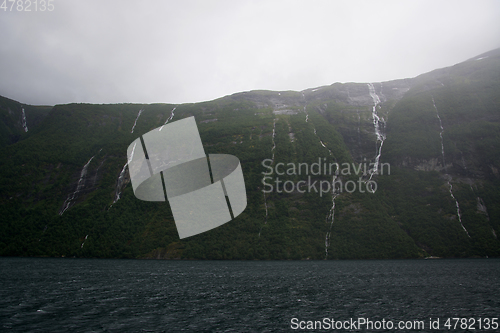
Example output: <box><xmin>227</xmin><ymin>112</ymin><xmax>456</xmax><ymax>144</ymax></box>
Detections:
<box><xmin>1</xmin><ymin>258</ymin><xmax>499</xmax><ymax>332</ymax></box>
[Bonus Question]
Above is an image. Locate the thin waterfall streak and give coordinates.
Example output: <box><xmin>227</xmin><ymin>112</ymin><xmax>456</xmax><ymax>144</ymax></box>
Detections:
<box><xmin>128</xmin><ymin>142</ymin><xmax>137</xmax><ymax>165</ymax></box>
<box><xmin>159</xmin><ymin>107</ymin><xmax>176</xmax><ymax>131</ymax></box>
<box><xmin>448</xmin><ymin>179</ymin><xmax>470</xmax><ymax>237</ymax></box>
<box><xmin>130</xmin><ymin>108</ymin><xmax>144</xmax><ymax>133</ymax></box>
<box><xmin>320</xmin><ymin>139</ymin><xmax>333</xmax><ymax>156</ymax></box>
<box><xmin>81</xmin><ymin>235</ymin><xmax>88</xmax><ymax>249</ymax></box>
<box><xmin>60</xmin><ymin>155</ymin><xmax>95</xmax><ymax>215</ymax></box>
<box><xmin>313</xmin><ymin>126</ymin><xmax>333</xmax><ymax>156</ymax></box>
<box><xmin>369</xmin><ymin>141</ymin><xmax>384</xmax><ymax>182</ymax></box>
<box><xmin>367</xmin><ymin>83</ymin><xmax>385</xmax><ymax>182</ymax></box>
<box><xmin>433</xmin><ymin>96</ymin><xmax>470</xmax><ymax>237</ymax></box>
<box><xmin>21</xmin><ymin>107</ymin><xmax>28</xmax><ymax>132</ymax></box>
<box><xmin>310</xmin><ymin>113</ymin><xmax>337</xmax><ymax>257</ymax></box>
<box><xmin>432</xmin><ymin>97</ymin><xmax>446</xmax><ymax>168</ymax></box>
<box><xmin>302</xmin><ymin>92</ymin><xmax>309</xmax><ymax>122</ymax></box>
<box><xmin>303</xmin><ymin>95</ymin><xmax>339</xmax><ymax>257</ymax></box>
<box><xmin>260</xmin><ymin>118</ymin><xmax>277</xmax><ymax>237</ymax></box>
<box><xmin>368</xmin><ymin>83</ymin><xmax>381</xmax><ymax>107</ymax></box>
<box><xmin>325</xmin><ymin>175</ymin><xmax>338</xmax><ymax>259</ymax></box>
<box><xmin>356</xmin><ymin>110</ymin><xmax>360</xmax><ymax>134</ymax></box>
<box><xmin>271</xmin><ymin>118</ymin><xmax>277</xmax><ymax>160</ymax></box>
<box><xmin>303</xmin><ymin>91</ymin><xmax>337</xmax><ymax>255</ymax></box>
<box><xmin>303</xmin><ymin>94</ymin><xmax>338</xmax><ymax>253</ymax></box>
<box><xmin>112</xmin><ymin>162</ymin><xmax>129</xmax><ymax>204</ymax></box>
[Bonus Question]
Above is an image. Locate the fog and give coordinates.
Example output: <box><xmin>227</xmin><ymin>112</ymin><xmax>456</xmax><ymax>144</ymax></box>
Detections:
<box><xmin>1</xmin><ymin>0</ymin><xmax>499</xmax><ymax>105</ymax></box>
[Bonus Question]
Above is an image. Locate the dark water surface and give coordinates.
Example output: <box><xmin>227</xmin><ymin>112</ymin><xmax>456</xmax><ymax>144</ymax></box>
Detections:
<box><xmin>1</xmin><ymin>258</ymin><xmax>499</xmax><ymax>332</ymax></box>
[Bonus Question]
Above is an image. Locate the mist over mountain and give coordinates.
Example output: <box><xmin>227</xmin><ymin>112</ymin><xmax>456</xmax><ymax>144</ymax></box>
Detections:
<box><xmin>1</xmin><ymin>48</ymin><xmax>499</xmax><ymax>259</ymax></box>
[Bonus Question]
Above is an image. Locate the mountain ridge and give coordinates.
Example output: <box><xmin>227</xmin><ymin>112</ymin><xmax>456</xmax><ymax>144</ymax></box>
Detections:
<box><xmin>1</xmin><ymin>48</ymin><xmax>499</xmax><ymax>259</ymax></box>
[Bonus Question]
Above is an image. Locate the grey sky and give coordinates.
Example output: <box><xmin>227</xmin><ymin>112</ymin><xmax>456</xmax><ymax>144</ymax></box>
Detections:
<box><xmin>1</xmin><ymin>0</ymin><xmax>499</xmax><ymax>106</ymax></box>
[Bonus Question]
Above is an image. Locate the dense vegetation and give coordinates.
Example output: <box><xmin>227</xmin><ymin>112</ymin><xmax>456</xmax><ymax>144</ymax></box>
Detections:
<box><xmin>1</xmin><ymin>49</ymin><xmax>499</xmax><ymax>259</ymax></box>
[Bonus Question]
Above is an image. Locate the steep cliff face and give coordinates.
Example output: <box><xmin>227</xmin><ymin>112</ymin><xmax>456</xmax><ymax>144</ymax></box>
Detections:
<box><xmin>0</xmin><ymin>95</ymin><xmax>52</xmax><ymax>146</ymax></box>
<box><xmin>1</xmin><ymin>49</ymin><xmax>499</xmax><ymax>259</ymax></box>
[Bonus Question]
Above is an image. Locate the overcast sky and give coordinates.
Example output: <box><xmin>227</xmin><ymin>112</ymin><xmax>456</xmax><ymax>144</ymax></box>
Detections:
<box><xmin>1</xmin><ymin>0</ymin><xmax>499</xmax><ymax>106</ymax></box>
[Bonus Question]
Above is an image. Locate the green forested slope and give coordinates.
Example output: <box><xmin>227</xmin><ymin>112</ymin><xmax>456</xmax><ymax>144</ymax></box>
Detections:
<box><xmin>1</xmin><ymin>49</ymin><xmax>499</xmax><ymax>259</ymax></box>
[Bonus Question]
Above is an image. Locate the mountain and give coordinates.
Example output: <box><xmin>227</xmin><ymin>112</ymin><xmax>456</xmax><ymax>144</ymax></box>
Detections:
<box><xmin>1</xmin><ymin>48</ymin><xmax>499</xmax><ymax>259</ymax></box>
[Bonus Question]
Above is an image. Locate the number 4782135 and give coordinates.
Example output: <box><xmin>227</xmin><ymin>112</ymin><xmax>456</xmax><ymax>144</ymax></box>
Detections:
<box><xmin>1</xmin><ymin>0</ymin><xmax>55</xmax><ymax>12</ymax></box>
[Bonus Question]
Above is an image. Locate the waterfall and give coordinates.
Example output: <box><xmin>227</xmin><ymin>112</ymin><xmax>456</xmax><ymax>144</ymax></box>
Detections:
<box><xmin>80</xmin><ymin>235</ymin><xmax>88</xmax><ymax>249</ymax></box>
<box><xmin>432</xmin><ymin>97</ymin><xmax>446</xmax><ymax>168</ymax></box>
<box><xmin>130</xmin><ymin>108</ymin><xmax>144</xmax><ymax>133</ymax></box>
<box><xmin>310</xmin><ymin>120</ymin><xmax>339</xmax><ymax>258</ymax></box>
<box><xmin>302</xmin><ymin>92</ymin><xmax>309</xmax><ymax>122</ymax></box>
<box><xmin>447</xmin><ymin>177</ymin><xmax>470</xmax><ymax>237</ymax></box>
<box><xmin>432</xmin><ymin>96</ymin><xmax>470</xmax><ymax>237</ymax></box>
<box><xmin>259</xmin><ymin>118</ymin><xmax>278</xmax><ymax>237</ymax></box>
<box><xmin>128</xmin><ymin>142</ymin><xmax>137</xmax><ymax>164</ymax></box>
<box><xmin>112</xmin><ymin>162</ymin><xmax>129</xmax><ymax>204</ymax></box>
<box><xmin>356</xmin><ymin>110</ymin><xmax>361</xmax><ymax>144</ymax></box>
<box><xmin>109</xmin><ymin>143</ymin><xmax>137</xmax><ymax>208</ymax></box>
<box><xmin>314</xmin><ymin>128</ymin><xmax>334</xmax><ymax>156</ymax></box>
<box><xmin>367</xmin><ymin>83</ymin><xmax>386</xmax><ymax>183</ymax></box>
<box><xmin>271</xmin><ymin>118</ymin><xmax>277</xmax><ymax>160</ymax></box>
<box><xmin>21</xmin><ymin>107</ymin><xmax>28</xmax><ymax>132</ymax></box>
<box><xmin>159</xmin><ymin>107</ymin><xmax>176</xmax><ymax>131</ymax></box>
<box><xmin>315</xmin><ymin>135</ymin><xmax>335</xmax><ymax>258</ymax></box>
<box><xmin>325</xmin><ymin>176</ymin><xmax>339</xmax><ymax>259</ymax></box>
<box><xmin>59</xmin><ymin>155</ymin><xmax>95</xmax><ymax>215</ymax></box>
<box><xmin>306</xmin><ymin>101</ymin><xmax>339</xmax><ymax>257</ymax></box>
